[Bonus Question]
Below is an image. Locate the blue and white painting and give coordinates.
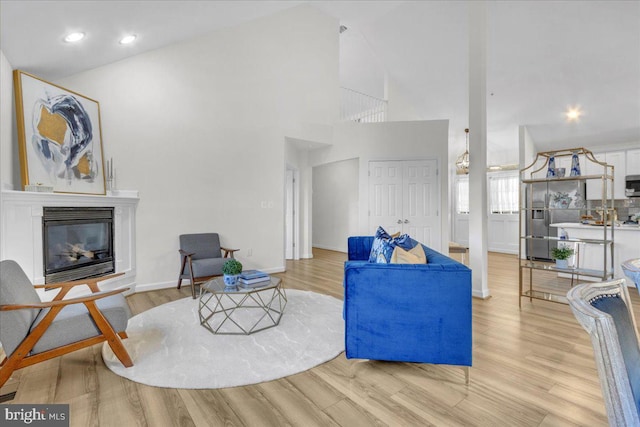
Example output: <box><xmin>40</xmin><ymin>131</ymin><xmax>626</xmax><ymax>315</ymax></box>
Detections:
<box><xmin>15</xmin><ymin>71</ymin><xmax>105</xmax><ymax>194</ymax></box>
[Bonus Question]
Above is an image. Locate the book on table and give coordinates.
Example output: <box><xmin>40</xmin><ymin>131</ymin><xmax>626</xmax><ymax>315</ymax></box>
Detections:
<box><xmin>239</xmin><ymin>276</ymin><xmax>271</xmax><ymax>285</ymax></box>
<box><xmin>239</xmin><ymin>270</ymin><xmax>268</xmax><ymax>280</ymax></box>
<box><xmin>239</xmin><ymin>277</ymin><xmax>271</xmax><ymax>288</ymax></box>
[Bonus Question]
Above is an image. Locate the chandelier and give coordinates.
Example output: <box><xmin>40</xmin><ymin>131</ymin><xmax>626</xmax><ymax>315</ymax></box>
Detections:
<box><xmin>456</xmin><ymin>128</ymin><xmax>470</xmax><ymax>175</ymax></box>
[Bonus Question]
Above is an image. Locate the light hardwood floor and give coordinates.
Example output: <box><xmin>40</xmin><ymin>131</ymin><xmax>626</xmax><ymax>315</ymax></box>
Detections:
<box><xmin>3</xmin><ymin>249</ymin><xmax>634</xmax><ymax>426</ymax></box>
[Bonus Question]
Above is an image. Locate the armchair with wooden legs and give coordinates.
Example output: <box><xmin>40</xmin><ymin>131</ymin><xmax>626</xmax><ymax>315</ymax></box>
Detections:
<box><xmin>177</xmin><ymin>233</ymin><xmax>239</xmax><ymax>298</ymax></box>
<box><xmin>0</xmin><ymin>260</ymin><xmax>133</xmax><ymax>389</ymax></box>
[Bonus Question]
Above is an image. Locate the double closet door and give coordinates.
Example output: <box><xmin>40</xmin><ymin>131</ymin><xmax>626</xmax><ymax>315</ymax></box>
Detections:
<box><xmin>368</xmin><ymin>160</ymin><xmax>441</xmax><ymax>250</ymax></box>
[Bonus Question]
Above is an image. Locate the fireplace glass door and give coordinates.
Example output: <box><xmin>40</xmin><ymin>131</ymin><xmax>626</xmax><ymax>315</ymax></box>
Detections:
<box><xmin>43</xmin><ymin>207</ymin><xmax>115</xmax><ymax>283</ymax></box>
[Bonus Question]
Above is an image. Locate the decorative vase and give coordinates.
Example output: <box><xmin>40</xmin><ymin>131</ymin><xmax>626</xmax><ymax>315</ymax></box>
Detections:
<box><xmin>547</xmin><ymin>155</ymin><xmax>556</xmax><ymax>178</ymax></box>
<box><xmin>570</xmin><ymin>152</ymin><xmax>581</xmax><ymax>176</ymax></box>
<box><xmin>223</xmin><ymin>274</ymin><xmax>239</xmax><ymax>286</ymax></box>
<box><xmin>555</xmin><ymin>259</ymin><xmax>568</xmax><ymax>269</ymax></box>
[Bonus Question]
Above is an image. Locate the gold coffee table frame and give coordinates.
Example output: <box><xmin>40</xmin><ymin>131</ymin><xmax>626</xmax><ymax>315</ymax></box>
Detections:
<box><xmin>198</xmin><ymin>276</ymin><xmax>287</xmax><ymax>335</ymax></box>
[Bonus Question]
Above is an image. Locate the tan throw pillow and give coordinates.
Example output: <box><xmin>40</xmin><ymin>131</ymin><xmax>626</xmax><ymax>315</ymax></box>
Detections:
<box><xmin>391</xmin><ymin>244</ymin><xmax>427</xmax><ymax>264</ymax></box>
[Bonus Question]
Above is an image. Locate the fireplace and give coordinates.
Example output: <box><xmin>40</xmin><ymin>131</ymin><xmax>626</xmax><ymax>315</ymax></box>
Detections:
<box><xmin>43</xmin><ymin>207</ymin><xmax>115</xmax><ymax>283</ymax></box>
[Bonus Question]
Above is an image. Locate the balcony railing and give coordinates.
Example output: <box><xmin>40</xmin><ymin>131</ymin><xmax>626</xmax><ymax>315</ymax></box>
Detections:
<box><xmin>340</xmin><ymin>87</ymin><xmax>387</xmax><ymax>123</ymax></box>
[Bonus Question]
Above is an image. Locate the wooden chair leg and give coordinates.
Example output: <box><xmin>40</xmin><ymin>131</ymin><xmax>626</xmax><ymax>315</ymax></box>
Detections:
<box><xmin>464</xmin><ymin>366</ymin><xmax>470</xmax><ymax>385</ymax></box>
<box><xmin>187</xmin><ymin>258</ymin><xmax>196</xmax><ymax>299</ymax></box>
<box><xmin>0</xmin><ymin>356</ymin><xmax>20</xmax><ymax>388</ymax></box>
<box><xmin>85</xmin><ymin>301</ymin><xmax>133</xmax><ymax>367</ymax></box>
<box><xmin>177</xmin><ymin>256</ymin><xmax>187</xmax><ymax>289</ymax></box>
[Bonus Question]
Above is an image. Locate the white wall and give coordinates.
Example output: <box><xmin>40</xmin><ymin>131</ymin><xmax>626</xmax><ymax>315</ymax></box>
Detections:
<box><xmin>519</xmin><ymin>125</ymin><xmax>537</xmax><ymax>169</ymax></box>
<box><xmin>312</xmin><ymin>158</ymin><xmax>359</xmax><ymax>252</ymax></box>
<box><xmin>339</xmin><ymin>28</ymin><xmax>385</xmax><ymax>99</ymax></box>
<box><xmin>49</xmin><ymin>5</ymin><xmax>339</xmax><ymax>289</ymax></box>
<box><xmin>0</xmin><ymin>50</ymin><xmax>17</xmax><ymax>190</ymax></box>
<box><xmin>309</xmin><ymin>119</ymin><xmax>450</xmax><ymax>252</ymax></box>
<box><xmin>385</xmin><ymin>75</ymin><xmax>422</xmax><ymax>122</ymax></box>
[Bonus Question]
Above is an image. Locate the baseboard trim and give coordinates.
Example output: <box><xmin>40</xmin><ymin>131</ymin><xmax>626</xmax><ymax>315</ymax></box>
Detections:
<box><xmin>312</xmin><ymin>244</ymin><xmax>347</xmax><ymax>253</ymax></box>
<box><xmin>472</xmin><ymin>289</ymin><xmax>492</xmax><ymax>299</ymax></box>
<box><xmin>135</xmin><ymin>280</ymin><xmax>176</xmax><ymax>293</ymax></box>
<box><xmin>134</xmin><ymin>266</ymin><xmax>286</xmax><ymax>294</ymax></box>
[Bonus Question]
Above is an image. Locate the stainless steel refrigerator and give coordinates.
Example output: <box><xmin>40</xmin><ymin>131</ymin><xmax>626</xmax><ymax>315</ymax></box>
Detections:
<box><xmin>526</xmin><ymin>180</ymin><xmax>585</xmax><ymax>261</ymax></box>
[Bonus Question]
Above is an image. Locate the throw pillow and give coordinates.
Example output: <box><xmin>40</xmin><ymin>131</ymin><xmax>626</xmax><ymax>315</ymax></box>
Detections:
<box><xmin>368</xmin><ymin>226</ymin><xmax>395</xmax><ymax>263</ymax></box>
<box><xmin>368</xmin><ymin>226</ymin><xmax>415</xmax><ymax>263</ymax></box>
<box><xmin>390</xmin><ymin>243</ymin><xmax>428</xmax><ymax>264</ymax></box>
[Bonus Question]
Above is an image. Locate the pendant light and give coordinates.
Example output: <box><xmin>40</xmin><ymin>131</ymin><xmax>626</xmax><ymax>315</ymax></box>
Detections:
<box><xmin>456</xmin><ymin>128</ymin><xmax>470</xmax><ymax>175</ymax></box>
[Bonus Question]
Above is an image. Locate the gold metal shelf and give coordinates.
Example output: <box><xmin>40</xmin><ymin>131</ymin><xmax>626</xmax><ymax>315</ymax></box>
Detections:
<box><xmin>521</xmin><ymin>174</ymin><xmax>613</xmax><ymax>184</ymax></box>
<box><xmin>520</xmin><ymin>261</ymin><xmax>613</xmax><ymax>279</ymax></box>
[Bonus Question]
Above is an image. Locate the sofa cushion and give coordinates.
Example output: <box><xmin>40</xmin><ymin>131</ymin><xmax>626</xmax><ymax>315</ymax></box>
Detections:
<box><xmin>368</xmin><ymin>227</ymin><xmax>415</xmax><ymax>263</ymax></box>
<box><xmin>368</xmin><ymin>227</ymin><xmax>395</xmax><ymax>263</ymax></box>
<box><xmin>391</xmin><ymin>244</ymin><xmax>427</xmax><ymax>264</ymax></box>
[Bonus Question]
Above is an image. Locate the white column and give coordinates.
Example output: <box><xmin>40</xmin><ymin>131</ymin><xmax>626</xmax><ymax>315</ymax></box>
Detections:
<box><xmin>468</xmin><ymin>1</ymin><xmax>491</xmax><ymax>298</ymax></box>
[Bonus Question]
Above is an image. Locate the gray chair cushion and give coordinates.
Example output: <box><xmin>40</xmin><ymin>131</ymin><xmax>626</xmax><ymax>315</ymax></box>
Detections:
<box><xmin>0</xmin><ymin>260</ymin><xmax>42</xmax><ymax>357</ymax></box>
<box><xmin>182</xmin><ymin>258</ymin><xmax>227</xmax><ymax>279</ymax></box>
<box><xmin>30</xmin><ymin>293</ymin><xmax>132</xmax><ymax>355</ymax></box>
<box><xmin>591</xmin><ymin>295</ymin><xmax>640</xmax><ymax>412</ymax></box>
<box><xmin>180</xmin><ymin>233</ymin><xmax>222</xmax><ymax>260</ymax></box>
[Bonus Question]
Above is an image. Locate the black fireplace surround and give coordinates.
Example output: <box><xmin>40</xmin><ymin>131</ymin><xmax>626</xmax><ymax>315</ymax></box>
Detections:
<box><xmin>43</xmin><ymin>207</ymin><xmax>115</xmax><ymax>283</ymax></box>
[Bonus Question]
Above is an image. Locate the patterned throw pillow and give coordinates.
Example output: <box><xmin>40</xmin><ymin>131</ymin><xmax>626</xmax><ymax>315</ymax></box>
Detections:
<box><xmin>369</xmin><ymin>226</ymin><xmax>414</xmax><ymax>263</ymax></box>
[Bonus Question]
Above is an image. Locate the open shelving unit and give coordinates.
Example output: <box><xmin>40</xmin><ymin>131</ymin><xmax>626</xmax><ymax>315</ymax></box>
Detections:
<box><xmin>519</xmin><ymin>147</ymin><xmax>615</xmax><ymax>306</ymax></box>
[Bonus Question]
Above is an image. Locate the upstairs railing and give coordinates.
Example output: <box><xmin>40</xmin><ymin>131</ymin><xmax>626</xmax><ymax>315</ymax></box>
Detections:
<box><xmin>340</xmin><ymin>87</ymin><xmax>387</xmax><ymax>123</ymax></box>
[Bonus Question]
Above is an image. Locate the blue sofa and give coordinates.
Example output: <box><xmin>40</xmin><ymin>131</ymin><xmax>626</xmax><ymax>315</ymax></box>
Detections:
<box><xmin>344</xmin><ymin>236</ymin><xmax>472</xmax><ymax>369</ymax></box>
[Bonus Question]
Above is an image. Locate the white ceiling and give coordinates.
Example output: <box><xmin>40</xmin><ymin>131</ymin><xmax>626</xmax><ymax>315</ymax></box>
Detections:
<box><xmin>2</xmin><ymin>1</ymin><xmax>639</xmax><ymax>161</ymax></box>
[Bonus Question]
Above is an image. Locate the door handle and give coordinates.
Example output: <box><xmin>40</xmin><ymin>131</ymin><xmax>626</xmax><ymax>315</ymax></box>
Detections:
<box><xmin>403</xmin><ymin>219</ymin><xmax>409</xmax><ymax>224</ymax></box>
<box><xmin>397</xmin><ymin>219</ymin><xmax>402</xmax><ymax>224</ymax></box>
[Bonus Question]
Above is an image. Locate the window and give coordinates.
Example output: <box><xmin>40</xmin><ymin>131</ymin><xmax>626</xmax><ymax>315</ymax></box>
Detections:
<box><xmin>456</xmin><ymin>176</ymin><xmax>469</xmax><ymax>214</ymax></box>
<box><xmin>488</xmin><ymin>171</ymin><xmax>519</xmax><ymax>214</ymax></box>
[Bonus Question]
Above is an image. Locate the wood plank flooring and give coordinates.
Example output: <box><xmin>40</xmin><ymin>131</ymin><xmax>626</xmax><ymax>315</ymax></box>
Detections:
<box><xmin>3</xmin><ymin>249</ymin><xmax>634</xmax><ymax>426</ymax></box>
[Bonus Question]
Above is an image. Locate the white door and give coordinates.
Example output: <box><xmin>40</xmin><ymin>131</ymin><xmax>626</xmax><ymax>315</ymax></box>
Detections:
<box><xmin>403</xmin><ymin>160</ymin><xmax>440</xmax><ymax>247</ymax></box>
<box><xmin>369</xmin><ymin>161</ymin><xmax>404</xmax><ymax>236</ymax></box>
<box><xmin>369</xmin><ymin>160</ymin><xmax>440</xmax><ymax>249</ymax></box>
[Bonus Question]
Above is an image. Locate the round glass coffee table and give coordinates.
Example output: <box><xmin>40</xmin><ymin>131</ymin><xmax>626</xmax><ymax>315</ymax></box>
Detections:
<box><xmin>198</xmin><ymin>276</ymin><xmax>287</xmax><ymax>335</ymax></box>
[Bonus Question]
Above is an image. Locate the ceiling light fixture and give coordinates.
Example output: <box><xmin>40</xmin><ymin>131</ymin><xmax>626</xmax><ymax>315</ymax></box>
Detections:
<box><xmin>566</xmin><ymin>107</ymin><xmax>582</xmax><ymax>121</ymax></box>
<box><xmin>119</xmin><ymin>35</ymin><xmax>137</xmax><ymax>45</ymax></box>
<box><xmin>456</xmin><ymin>128</ymin><xmax>470</xmax><ymax>175</ymax></box>
<box><xmin>64</xmin><ymin>32</ymin><xmax>85</xmax><ymax>43</ymax></box>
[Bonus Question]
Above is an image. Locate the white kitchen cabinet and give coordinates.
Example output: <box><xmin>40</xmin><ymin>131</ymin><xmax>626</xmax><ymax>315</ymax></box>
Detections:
<box><xmin>585</xmin><ymin>151</ymin><xmax>626</xmax><ymax>200</ymax></box>
<box><xmin>627</xmin><ymin>149</ymin><xmax>640</xmax><ymax>175</ymax></box>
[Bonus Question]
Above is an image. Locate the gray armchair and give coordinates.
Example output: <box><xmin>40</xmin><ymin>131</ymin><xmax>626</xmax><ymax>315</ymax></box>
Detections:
<box><xmin>567</xmin><ymin>278</ymin><xmax>640</xmax><ymax>426</ymax></box>
<box><xmin>177</xmin><ymin>233</ymin><xmax>239</xmax><ymax>298</ymax></box>
<box><xmin>0</xmin><ymin>260</ymin><xmax>133</xmax><ymax>389</ymax></box>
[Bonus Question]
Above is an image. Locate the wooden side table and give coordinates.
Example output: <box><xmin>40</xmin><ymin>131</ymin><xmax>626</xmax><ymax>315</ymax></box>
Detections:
<box><xmin>449</xmin><ymin>242</ymin><xmax>468</xmax><ymax>265</ymax></box>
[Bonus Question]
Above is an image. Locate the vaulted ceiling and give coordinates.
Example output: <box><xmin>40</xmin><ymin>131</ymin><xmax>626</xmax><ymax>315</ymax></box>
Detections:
<box><xmin>2</xmin><ymin>1</ymin><xmax>638</xmax><ymax>162</ymax></box>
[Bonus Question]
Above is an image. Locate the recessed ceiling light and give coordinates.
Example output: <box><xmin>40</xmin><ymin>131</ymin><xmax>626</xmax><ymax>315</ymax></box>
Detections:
<box><xmin>119</xmin><ymin>35</ymin><xmax>137</xmax><ymax>45</ymax></box>
<box><xmin>64</xmin><ymin>32</ymin><xmax>85</xmax><ymax>43</ymax></box>
<box><xmin>566</xmin><ymin>107</ymin><xmax>582</xmax><ymax>121</ymax></box>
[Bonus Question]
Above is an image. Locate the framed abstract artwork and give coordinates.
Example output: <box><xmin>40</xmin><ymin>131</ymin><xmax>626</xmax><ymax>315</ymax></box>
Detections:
<box><xmin>14</xmin><ymin>70</ymin><xmax>106</xmax><ymax>195</ymax></box>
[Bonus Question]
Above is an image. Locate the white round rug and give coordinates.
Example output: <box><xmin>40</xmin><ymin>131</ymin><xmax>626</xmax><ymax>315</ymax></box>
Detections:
<box><xmin>102</xmin><ymin>289</ymin><xmax>344</xmax><ymax>389</ymax></box>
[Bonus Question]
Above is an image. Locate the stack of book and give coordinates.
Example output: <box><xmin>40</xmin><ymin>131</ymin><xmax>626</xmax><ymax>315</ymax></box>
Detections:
<box><xmin>239</xmin><ymin>270</ymin><xmax>270</xmax><ymax>288</ymax></box>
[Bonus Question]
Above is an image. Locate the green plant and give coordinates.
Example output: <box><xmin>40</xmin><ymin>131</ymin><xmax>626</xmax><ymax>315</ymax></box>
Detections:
<box><xmin>222</xmin><ymin>258</ymin><xmax>243</xmax><ymax>275</ymax></box>
<box><xmin>551</xmin><ymin>246</ymin><xmax>574</xmax><ymax>260</ymax></box>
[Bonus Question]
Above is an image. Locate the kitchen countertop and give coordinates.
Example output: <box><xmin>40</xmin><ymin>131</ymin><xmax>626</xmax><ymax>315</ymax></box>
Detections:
<box><xmin>551</xmin><ymin>222</ymin><xmax>640</xmax><ymax>231</ymax></box>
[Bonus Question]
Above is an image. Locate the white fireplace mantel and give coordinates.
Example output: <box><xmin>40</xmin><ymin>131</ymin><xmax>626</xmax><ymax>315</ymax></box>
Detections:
<box><xmin>0</xmin><ymin>189</ymin><xmax>139</xmax><ymax>297</ymax></box>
